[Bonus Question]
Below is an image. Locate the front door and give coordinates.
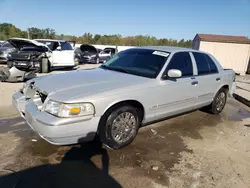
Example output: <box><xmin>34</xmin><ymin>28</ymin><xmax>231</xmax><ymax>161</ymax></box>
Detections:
<box><xmin>152</xmin><ymin>52</ymin><xmax>198</xmax><ymax>120</ymax></box>
<box><xmin>52</xmin><ymin>42</ymin><xmax>74</xmax><ymax>66</ymax></box>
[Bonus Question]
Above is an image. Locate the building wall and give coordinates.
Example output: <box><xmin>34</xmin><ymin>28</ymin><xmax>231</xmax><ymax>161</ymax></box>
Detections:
<box><xmin>199</xmin><ymin>41</ymin><xmax>250</xmax><ymax>75</ymax></box>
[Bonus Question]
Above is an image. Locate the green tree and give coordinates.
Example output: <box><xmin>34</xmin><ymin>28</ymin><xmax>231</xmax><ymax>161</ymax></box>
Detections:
<box><xmin>0</xmin><ymin>22</ymin><xmax>193</xmax><ymax>48</ymax></box>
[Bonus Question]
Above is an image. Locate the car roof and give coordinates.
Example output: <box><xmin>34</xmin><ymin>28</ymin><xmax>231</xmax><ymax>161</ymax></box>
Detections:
<box><xmin>138</xmin><ymin>46</ymin><xmax>201</xmax><ymax>53</ymax></box>
<box><xmin>35</xmin><ymin>39</ymin><xmax>66</xmax><ymax>42</ymax></box>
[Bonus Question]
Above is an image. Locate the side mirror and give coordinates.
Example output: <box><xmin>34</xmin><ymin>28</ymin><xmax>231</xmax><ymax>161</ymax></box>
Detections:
<box><xmin>167</xmin><ymin>69</ymin><xmax>182</xmax><ymax>78</ymax></box>
<box><xmin>56</xmin><ymin>46</ymin><xmax>62</xmax><ymax>51</ymax></box>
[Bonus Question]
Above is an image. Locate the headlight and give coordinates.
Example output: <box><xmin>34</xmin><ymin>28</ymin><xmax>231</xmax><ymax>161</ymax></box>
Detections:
<box><xmin>45</xmin><ymin>100</ymin><xmax>61</xmax><ymax>116</ymax></box>
<box><xmin>45</xmin><ymin>100</ymin><xmax>95</xmax><ymax>117</ymax></box>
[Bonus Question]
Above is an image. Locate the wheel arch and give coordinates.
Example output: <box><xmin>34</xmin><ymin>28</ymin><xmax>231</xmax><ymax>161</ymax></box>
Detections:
<box><xmin>100</xmin><ymin>99</ymin><xmax>145</xmax><ymax>125</ymax></box>
<box><xmin>221</xmin><ymin>84</ymin><xmax>229</xmax><ymax>90</ymax></box>
<box><xmin>218</xmin><ymin>84</ymin><xmax>229</xmax><ymax>94</ymax></box>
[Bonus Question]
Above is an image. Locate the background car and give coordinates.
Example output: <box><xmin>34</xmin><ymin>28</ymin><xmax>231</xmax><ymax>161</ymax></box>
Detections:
<box><xmin>0</xmin><ymin>41</ymin><xmax>17</xmax><ymax>63</ymax></box>
<box><xmin>99</xmin><ymin>47</ymin><xmax>116</xmax><ymax>63</ymax></box>
<box><xmin>7</xmin><ymin>38</ymin><xmax>78</xmax><ymax>73</ymax></box>
<box><xmin>75</xmin><ymin>44</ymin><xmax>100</xmax><ymax>64</ymax></box>
<box><xmin>0</xmin><ymin>41</ymin><xmax>4</xmax><ymax>46</ymax></box>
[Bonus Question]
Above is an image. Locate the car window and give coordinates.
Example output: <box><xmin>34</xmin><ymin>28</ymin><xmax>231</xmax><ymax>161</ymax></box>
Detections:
<box><xmin>166</xmin><ymin>52</ymin><xmax>193</xmax><ymax>77</ymax></box>
<box><xmin>100</xmin><ymin>49</ymin><xmax>169</xmax><ymax>78</ymax></box>
<box><xmin>61</xmin><ymin>42</ymin><xmax>73</xmax><ymax>50</ymax></box>
<box><xmin>205</xmin><ymin>54</ymin><xmax>218</xmax><ymax>73</ymax></box>
<box><xmin>35</xmin><ymin>40</ymin><xmax>59</xmax><ymax>51</ymax></box>
<box><xmin>193</xmin><ymin>52</ymin><xmax>218</xmax><ymax>75</ymax></box>
<box><xmin>103</xmin><ymin>49</ymin><xmax>111</xmax><ymax>54</ymax></box>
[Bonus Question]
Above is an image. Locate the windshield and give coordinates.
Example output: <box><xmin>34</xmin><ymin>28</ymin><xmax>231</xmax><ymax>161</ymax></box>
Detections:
<box><xmin>100</xmin><ymin>48</ymin><xmax>170</xmax><ymax>78</ymax></box>
<box><xmin>21</xmin><ymin>47</ymin><xmax>48</xmax><ymax>52</ymax></box>
<box><xmin>35</xmin><ymin>40</ymin><xmax>59</xmax><ymax>51</ymax></box>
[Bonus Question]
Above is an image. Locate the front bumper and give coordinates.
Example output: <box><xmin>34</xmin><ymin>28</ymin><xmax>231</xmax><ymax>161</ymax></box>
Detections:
<box><xmin>79</xmin><ymin>57</ymin><xmax>96</xmax><ymax>64</ymax></box>
<box><xmin>12</xmin><ymin>91</ymin><xmax>100</xmax><ymax>145</ymax></box>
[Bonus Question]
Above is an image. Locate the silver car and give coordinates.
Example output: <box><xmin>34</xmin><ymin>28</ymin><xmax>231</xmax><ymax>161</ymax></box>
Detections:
<box><xmin>13</xmin><ymin>46</ymin><xmax>236</xmax><ymax>149</ymax></box>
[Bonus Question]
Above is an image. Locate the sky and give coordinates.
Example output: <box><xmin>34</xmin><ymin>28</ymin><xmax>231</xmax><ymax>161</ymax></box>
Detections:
<box><xmin>0</xmin><ymin>0</ymin><xmax>250</xmax><ymax>40</ymax></box>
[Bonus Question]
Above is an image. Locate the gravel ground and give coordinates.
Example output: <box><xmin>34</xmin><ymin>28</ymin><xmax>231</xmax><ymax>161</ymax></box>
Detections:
<box><xmin>0</xmin><ymin>65</ymin><xmax>250</xmax><ymax>188</ymax></box>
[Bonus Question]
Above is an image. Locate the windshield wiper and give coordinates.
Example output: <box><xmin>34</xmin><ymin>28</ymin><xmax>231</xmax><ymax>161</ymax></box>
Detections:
<box><xmin>111</xmin><ymin>67</ymin><xmax>130</xmax><ymax>74</ymax></box>
<box><xmin>101</xmin><ymin>65</ymin><xmax>130</xmax><ymax>74</ymax></box>
<box><xmin>100</xmin><ymin>64</ymin><xmax>111</xmax><ymax>70</ymax></box>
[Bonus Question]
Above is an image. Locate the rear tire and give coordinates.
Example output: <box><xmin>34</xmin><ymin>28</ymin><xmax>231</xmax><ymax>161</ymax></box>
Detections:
<box><xmin>40</xmin><ymin>58</ymin><xmax>50</xmax><ymax>73</ymax></box>
<box><xmin>207</xmin><ymin>88</ymin><xmax>228</xmax><ymax>114</ymax></box>
<box><xmin>98</xmin><ymin>105</ymin><xmax>140</xmax><ymax>149</ymax></box>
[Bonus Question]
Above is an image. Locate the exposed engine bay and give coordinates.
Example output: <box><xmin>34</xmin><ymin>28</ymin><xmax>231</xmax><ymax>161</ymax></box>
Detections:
<box><xmin>7</xmin><ymin>47</ymin><xmax>50</xmax><ymax>72</ymax></box>
<box><xmin>0</xmin><ymin>66</ymin><xmax>37</xmax><ymax>82</ymax></box>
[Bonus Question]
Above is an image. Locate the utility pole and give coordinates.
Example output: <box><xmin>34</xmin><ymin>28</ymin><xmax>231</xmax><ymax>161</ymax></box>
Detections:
<box><xmin>27</xmin><ymin>28</ymin><xmax>30</xmax><ymax>39</ymax></box>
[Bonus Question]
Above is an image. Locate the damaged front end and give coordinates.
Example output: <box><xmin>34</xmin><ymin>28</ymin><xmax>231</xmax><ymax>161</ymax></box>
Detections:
<box><xmin>0</xmin><ymin>66</ymin><xmax>37</xmax><ymax>82</ymax></box>
<box><xmin>7</xmin><ymin>49</ymin><xmax>50</xmax><ymax>71</ymax></box>
<box><xmin>0</xmin><ymin>38</ymin><xmax>50</xmax><ymax>82</ymax></box>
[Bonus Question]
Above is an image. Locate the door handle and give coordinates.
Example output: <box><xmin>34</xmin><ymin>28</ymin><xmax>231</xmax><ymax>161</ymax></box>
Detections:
<box><xmin>191</xmin><ymin>81</ymin><xmax>198</xmax><ymax>85</ymax></box>
<box><xmin>216</xmin><ymin>78</ymin><xmax>221</xmax><ymax>81</ymax></box>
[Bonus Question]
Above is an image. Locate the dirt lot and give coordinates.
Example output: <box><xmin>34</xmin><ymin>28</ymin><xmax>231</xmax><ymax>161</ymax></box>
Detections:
<box><xmin>0</xmin><ymin>65</ymin><xmax>250</xmax><ymax>188</ymax></box>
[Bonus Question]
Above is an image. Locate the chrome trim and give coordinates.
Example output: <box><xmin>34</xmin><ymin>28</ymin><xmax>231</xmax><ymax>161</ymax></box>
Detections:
<box><xmin>150</xmin><ymin>97</ymin><xmax>196</xmax><ymax>110</ymax></box>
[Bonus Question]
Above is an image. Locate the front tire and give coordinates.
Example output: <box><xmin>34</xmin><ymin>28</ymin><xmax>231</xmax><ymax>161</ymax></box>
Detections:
<box><xmin>96</xmin><ymin>57</ymin><xmax>100</xmax><ymax>64</ymax></box>
<box><xmin>40</xmin><ymin>58</ymin><xmax>50</xmax><ymax>73</ymax></box>
<box><xmin>99</xmin><ymin>105</ymin><xmax>140</xmax><ymax>149</ymax></box>
<box><xmin>208</xmin><ymin>88</ymin><xmax>228</xmax><ymax>114</ymax></box>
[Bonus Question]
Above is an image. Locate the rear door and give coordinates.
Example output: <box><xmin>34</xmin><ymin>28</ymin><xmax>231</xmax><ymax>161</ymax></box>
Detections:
<box><xmin>52</xmin><ymin>42</ymin><xmax>75</xmax><ymax>66</ymax></box>
<box><xmin>153</xmin><ymin>52</ymin><xmax>198</xmax><ymax>120</ymax></box>
<box><xmin>191</xmin><ymin>52</ymin><xmax>221</xmax><ymax>107</ymax></box>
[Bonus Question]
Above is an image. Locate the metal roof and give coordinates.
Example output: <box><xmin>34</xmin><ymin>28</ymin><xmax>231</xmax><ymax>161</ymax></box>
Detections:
<box><xmin>138</xmin><ymin>46</ymin><xmax>200</xmax><ymax>53</ymax></box>
<box><xmin>196</xmin><ymin>34</ymin><xmax>250</xmax><ymax>44</ymax></box>
<box><xmin>35</xmin><ymin>39</ymin><xmax>66</xmax><ymax>42</ymax></box>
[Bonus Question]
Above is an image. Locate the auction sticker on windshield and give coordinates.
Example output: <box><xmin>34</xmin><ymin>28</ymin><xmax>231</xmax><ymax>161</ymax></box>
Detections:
<box><xmin>152</xmin><ymin>51</ymin><xmax>170</xmax><ymax>57</ymax></box>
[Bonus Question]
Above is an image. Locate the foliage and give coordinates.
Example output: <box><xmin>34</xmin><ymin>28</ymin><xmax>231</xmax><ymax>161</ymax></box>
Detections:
<box><xmin>0</xmin><ymin>22</ymin><xmax>192</xmax><ymax>47</ymax></box>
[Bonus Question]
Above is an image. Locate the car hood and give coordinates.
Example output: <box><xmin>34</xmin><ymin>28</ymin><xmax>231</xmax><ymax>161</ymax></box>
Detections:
<box><xmin>29</xmin><ymin>68</ymin><xmax>151</xmax><ymax>102</ymax></box>
<box><xmin>80</xmin><ymin>44</ymin><xmax>98</xmax><ymax>55</ymax></box>
<box><xmin>7</xmin><ymin>38</ymin><xmax>48</xmax><ymax>50</ymax></box>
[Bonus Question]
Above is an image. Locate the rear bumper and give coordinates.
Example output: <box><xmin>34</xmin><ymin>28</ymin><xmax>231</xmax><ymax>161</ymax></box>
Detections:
<box><xmin>12</xmin><ymin>91</ymin><xmax>100</xmax><ymax>145</ymax></box>
<box><xmin>229</xmin><ymin>82</ymin><xmax>236</xmax><ymax>97</ymax></box>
